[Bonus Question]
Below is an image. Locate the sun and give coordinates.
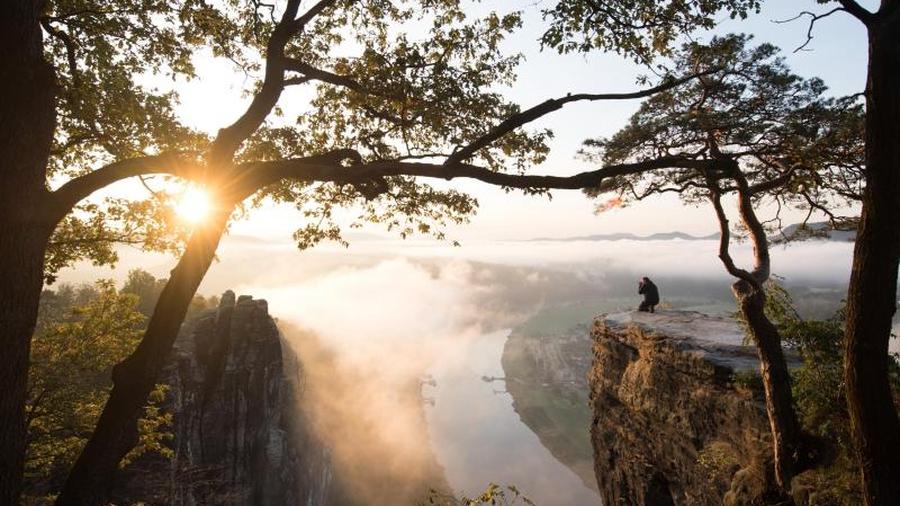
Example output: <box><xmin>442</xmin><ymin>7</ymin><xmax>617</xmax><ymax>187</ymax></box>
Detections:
<box><xmin>174</xmin><ymin>187</ymin><xmax>211</xmax><ymax>224</ymax></box>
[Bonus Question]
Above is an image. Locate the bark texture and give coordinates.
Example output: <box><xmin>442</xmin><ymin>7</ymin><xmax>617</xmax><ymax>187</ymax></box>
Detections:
<box><xmin>844</xmin><ymin>8</ymin><xmax>900</xmax><ymax>505</ymax></box>
<box><xmin>0</xmin><ymin>228</ymin><xmax>53</xmax><ymax>505</ymax></box>
<box><xmin>0</xmin><ymin>0</ymin><xmax>57</xmax><ymax>502</ymax></box>
<box><xmin>733</xmin><ymin>281</ymin><xmax>801</xmax><ymax>489</ymax></box>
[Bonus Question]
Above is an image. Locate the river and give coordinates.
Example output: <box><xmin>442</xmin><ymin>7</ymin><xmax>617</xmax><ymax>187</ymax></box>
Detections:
<box><xmin>423</xmin><ymin>329</ymin><xmax>600</xmax><ymax>506</ymax></box>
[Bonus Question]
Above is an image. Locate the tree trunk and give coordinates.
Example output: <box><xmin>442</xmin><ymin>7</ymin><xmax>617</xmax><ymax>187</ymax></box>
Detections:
<box><xmin>0</xmin><ymin>1</ymin><xmax>57</xmax><ymax>502</ymax></box>
<box><xmin>844</xmin><ymin>11</ymin><xmax>900</xmax><ymax>505</ymax></box>
<box><xmin>733</xmin><ymin>280</ymin><xmax>801</xmax><ymax>490</ymax></box>
<box><xmin>56</xmin><ymin>208</ymin><xmax>231</xmax><ymax>506</ymax></box>
<box><xmin>708</xmin><ymin>167</ymin><xmax>802</xmax><ymax>491</ymax></box>
<box><xmin>0</xmin><ymin>225</ymin><xmax>53</xmax><ymax>504</ymax></box>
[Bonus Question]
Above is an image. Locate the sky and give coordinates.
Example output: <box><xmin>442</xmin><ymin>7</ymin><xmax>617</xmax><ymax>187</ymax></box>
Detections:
<box><xmin>57</xmin><ymin>0</ymin><xmax>874</xmax><ymax>288</ymax></box>
<box><xmin>202</xmin><ymin>0</ymin><xmax>870</xmax><ymax>242</ymax></box>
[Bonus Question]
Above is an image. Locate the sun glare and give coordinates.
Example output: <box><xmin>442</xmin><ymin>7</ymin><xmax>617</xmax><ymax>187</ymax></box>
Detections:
<box><xmin>174</xmin><ymin>187</ymin><xmax>211</xmax><ymax>224</ymax></box>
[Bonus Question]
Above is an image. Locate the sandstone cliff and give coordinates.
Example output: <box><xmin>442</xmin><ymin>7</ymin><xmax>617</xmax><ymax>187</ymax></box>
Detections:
<box><xmin>114</xmin><ymin>292</ymin><xmax>332</xmax><ymax>505</ymax></box>
<box><xmin>590</xmin><ymin>311</ymin><xmax>779</xmax><ymax>506</ymax></box>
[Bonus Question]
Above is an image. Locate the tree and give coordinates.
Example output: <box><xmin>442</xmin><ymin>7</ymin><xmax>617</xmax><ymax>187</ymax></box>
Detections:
<box><xmin>764</xmin><ymin>279</ymin><xmax>900</xmax><ymax>503</ymax></box>
<box><xmin>1</xmin><ymin>0</ymin><xmax>720</xmax><ymax>502</ymax></box>
<box><xmin>25</xmin><ymin>282</ymin><xmax>171</xmax><ymax>501</ymax></box>
<box><xmin>121</xmin><ymin>269</ymin><xmax>168</xmax><ymax>317</ymax></box>
<box><xmin>540</xmin><ymin>0</ymin><xmax>762</xmax><ymax>64</ymax></box>
<box><xmin>764</xmin><ymin>281</ymin><xmax>860</xmax><ymax>503</ymax></box>
<box><xmin>545</xmin><ymin>1</ymin><xmax>900</xmax><ymax>502</ymax></box>
<box><xmin>578</xmin><ymin>34</ymin><xmax>865</xmax><ymax>491</ymax></box>
<box><xmin>0</xmin><ymin>0</ymin><xmax>226</xmax><ymax>500</ymax></box>
<box><xmin>6</xmin><ymin>0</ymin><xmax>864</xmax><ymax>502</ymax></box>
<box><xmin>121</xmin><ymin>269</ymin><xmax>215</xmax><ymax>318</ymax></box>
<box><xmin>421</xmin><ymin>483</ymin><xmax>536</xmax><ymax>506</ymax></box>
<box><xmin>822</xmin><ymin>3</ymin><xmax>900</xmax><ymax>504</ymax></box>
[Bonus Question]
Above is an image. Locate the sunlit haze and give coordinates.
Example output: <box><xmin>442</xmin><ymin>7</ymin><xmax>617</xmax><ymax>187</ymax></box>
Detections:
<box><xmin>173</xmin><ymin>187</ymin><xmax>212</xmax><ymax>225</ymax></box>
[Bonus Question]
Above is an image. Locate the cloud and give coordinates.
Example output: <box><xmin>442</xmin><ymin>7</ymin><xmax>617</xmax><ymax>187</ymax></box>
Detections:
<box><xmin>329</xmin><ymin>238</ymin><xmax>855</xmax><ymax>285</ymax></box>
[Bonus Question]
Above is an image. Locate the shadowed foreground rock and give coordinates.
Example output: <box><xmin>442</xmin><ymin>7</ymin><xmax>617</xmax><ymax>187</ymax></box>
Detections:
<box><xmin>113</xmin><ymin>292</ymin><xmax>332</xmax><ymax>505</ymax></box>
<box><xmin>589</xmin><ymin>311</ymin><xmax>782</xmax><ymax>505</ymax></box>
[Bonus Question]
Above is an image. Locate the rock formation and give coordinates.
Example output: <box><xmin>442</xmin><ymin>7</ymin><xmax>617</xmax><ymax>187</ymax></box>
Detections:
<box><xmin>114</xmin><ymin>291</ymin><xmax>332</xmax><ymax>505</ymax></box>
<box><xmin>589</xmin><ymin>311</ymin><xmax>780</xmax><ymax>505</ymax></box>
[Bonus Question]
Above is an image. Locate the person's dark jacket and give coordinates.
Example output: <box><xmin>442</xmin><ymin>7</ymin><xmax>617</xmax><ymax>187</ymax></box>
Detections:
<box><xmin>639</xmin><ymin>279</ymin><xmax>660</xmax><ymax>305</ymax></box>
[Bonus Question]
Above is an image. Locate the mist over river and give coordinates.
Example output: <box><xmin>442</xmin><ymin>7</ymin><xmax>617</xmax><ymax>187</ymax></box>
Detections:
<box><xmin>270</xmin><ymin>258</ymin><xmax>606</xmax><ymax>503</ymax></box>
<box><xmin>424</xmin><ymin>328</ymin><xmax>600</xmax><ymax>505</ymax></box>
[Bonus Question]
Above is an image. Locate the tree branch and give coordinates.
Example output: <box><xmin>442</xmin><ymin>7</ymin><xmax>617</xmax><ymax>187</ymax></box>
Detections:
<box><xmin>290</xmin><ymin>0</ymin><xmax>340</xmax><ymax>31</ymax></box>
<box><xmin>208</xmin><ymin>0</ymin><xmax>339</xmax><ymax>164</ymax></box>
<box><xmin>445</xmin><ymin>69</ymin><xmax>721</xmax><ymax>166</ymax></box>
<box><xmin>40</xmin><ymin>18</ymin><xmax>80</xmax><ymax>86</ymax></box>
<box><xmin>797</xmin><ymin>191</ymin><xmax>858</xmax><ymax>233</ymax></box>
<box><xmin>774</xmin><ymin>8</ymin><xmax>847</xmax><ymax>52</ymax></box>
<box><xmin>836</xmin><ymin>0</ymin><xmax>875</xmax><ymax>23</ymax></box>
<box><xmin>283</xmin><ymin>58</ymin><xmax>363</xmax><ymax>91</ymax></box>
<box><xmin>706</xmin><ymin>179</ymin><xmax>759</xmax><ymax>287</ymax></box>
<box><xmin>50</xmin><ymin>153</ymin><xmax>202</xmax><ymax>220</ymax></box>
<box><xmin>729</xmin><ymin>165</ymin><xmax>772</xmax><ymax>283</ymax></box>
<box><xmin>282</xmin><ymin>76</ymin><xmax>313</xmax><ymax>86</ymax></box>
<box><xmin>240</xmin><ymin>154</ymin><xmax>721</xmax><ymax>194</ymax></box>
<box><xmin>748</xmin><ymin>165</ymin><xmax>800</xmax><ymax>195</ymax></box>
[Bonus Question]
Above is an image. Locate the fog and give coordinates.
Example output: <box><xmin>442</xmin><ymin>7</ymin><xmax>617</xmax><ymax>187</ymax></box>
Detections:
<box><xmin>246</xmin><ymin>258</ymin><xmax>605</xmax><ymax>504</ymax></box>
<box><xmin>58</xmin><ymin>236</ymin><xmax>858</xmax><ymax>292</ymax></box>
<box><xmin>280</xmin><ymin>323</ymin><xmax>447</xmax><ymax>504</ymax></box>
<box><xmin>333</xmin><ymin>238</ymin><xmax>856</xmax><ymax>286</ymax></box>
<box><xmin>260</xmin><ymin>259</ymin><xmax>576</xmax><ymax>503</ymax></box>
<box><xmin>210</xmin><ymin>237</ymin><xmax>875</xmax><ymax>503</ymax></box>
<box><xmin>57</xmin><ymin>236</ymin><xmax>892</xmax><ymax>503</ymax></box>
<box><xmin>214</xmin><ymin>238</ymin><xmax>855</xmax><ymax>503</ymax></box>
<box><xmin>243</xmin><ymin>259</ymin><xmax>536</xmax><ymax>377</ymax></box>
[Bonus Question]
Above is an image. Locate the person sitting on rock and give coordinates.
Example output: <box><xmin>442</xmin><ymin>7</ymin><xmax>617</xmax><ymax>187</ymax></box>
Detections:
<box><xmin>638</xmin><ymin>277</ymin><xmax>659</xmax><ymax>313</ymax></box>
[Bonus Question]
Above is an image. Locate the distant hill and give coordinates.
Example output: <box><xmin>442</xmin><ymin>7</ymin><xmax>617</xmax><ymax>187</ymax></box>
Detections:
<box><xmin>527</xmin><ymin>231</ymin><xmax>719</xmax><ymax>242</ymax></box>
<box><xmin>528</xmin><ymin>222</ymin><xmax>857</xmax><ymax>243</ymax></box>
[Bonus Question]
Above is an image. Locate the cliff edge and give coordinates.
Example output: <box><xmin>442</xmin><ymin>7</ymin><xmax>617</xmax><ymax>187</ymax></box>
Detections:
<box><xmin>590</xmin><ymin>310</ymin><xmax>778</xmax><ymax>505</ymax></box>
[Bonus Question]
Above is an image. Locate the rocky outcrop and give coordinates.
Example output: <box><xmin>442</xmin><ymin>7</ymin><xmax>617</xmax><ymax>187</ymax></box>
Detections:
<box><xmin>590</xmin><ymin>311</ymin><xmax>779</xmax><ymax>506</ymax></box>
<box><xmin>114</xmin><ymin>292</ymin><xmax>332</xmax><ymax>505</ymax></box>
